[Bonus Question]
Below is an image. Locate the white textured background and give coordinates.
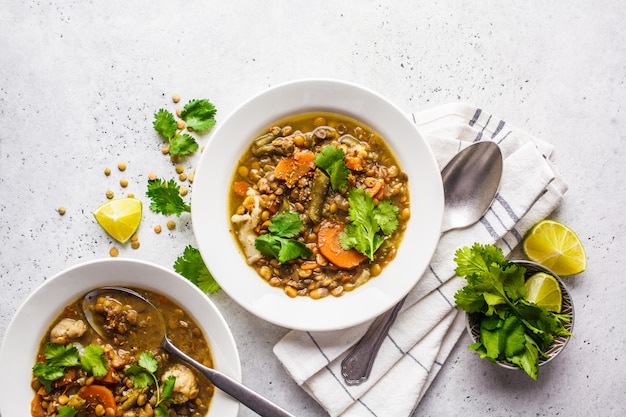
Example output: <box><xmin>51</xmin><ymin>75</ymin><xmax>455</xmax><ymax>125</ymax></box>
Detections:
<box><xmin>1</xmin><ymin>1</ymin><xmax>624</xmax><ymax>416</ymax></box>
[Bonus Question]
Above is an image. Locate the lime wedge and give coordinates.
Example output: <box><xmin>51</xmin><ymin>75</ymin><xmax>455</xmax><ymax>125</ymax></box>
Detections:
<box><xmin>522</xmin><ymin>219</ymin><xmax>586</xmax><ymax>276</ymax></box>
<box><xmin>524</xmin><ymin>272</ymin><xmax>562</xmax><ymax>313</ymax></box>
<box><xmin>93</xmin><ymin>198</ymin><xmax>142</xmax><ymax>243</ymax></box>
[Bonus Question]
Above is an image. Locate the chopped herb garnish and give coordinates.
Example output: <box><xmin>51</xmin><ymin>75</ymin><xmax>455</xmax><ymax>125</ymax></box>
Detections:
<box><xmin>340</xmin><ymin>188</ymin><xmax>399</xmax><ymax>260</ymax></box>
<box><xmin>126</xmin><ymin>351</ymin><xmax>176</xmax><ymax>417</ymax></box>
<box><xmin>255</xmin><ymin>212</ymin><xmax>312</xmax><ymax>263</ymax></box>
<box><xmin>314</xmin><ymin>145</ymin><xmax>350</xmax><ymax>191</ymax></box>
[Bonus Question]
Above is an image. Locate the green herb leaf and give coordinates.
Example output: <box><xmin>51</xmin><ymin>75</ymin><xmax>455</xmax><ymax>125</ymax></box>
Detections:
<box><xmin>126</xmin><ymin>364</ymin><xmax>153</xmax><ymax>388</ymax></box>
<box><xmin>255</xmin><ymin>234</ymin><xmax>312</xmax><ymax>264</ymax></box>
<box><xmin>155</xmin><ymin>405</ymin><xmax>169</xmax><ymax>417</ymax></box>
<box><xmin>57</xmin><ymin>406</ymin><xmax>78</xmax><ymax>417</ymax></box>
<box><xmin>169</xmin><ymin>133</ymin><xmax>199</xmax><ymax>156</ymax></box>
<box><xmin>80</xmin><ymin>344</ymin><xmax>108</xmax><ymax>377</ymax></box>
<box><xmin>32</xmin><ymin>343</ymin><xmax>80</xmax><ymax>392</ymax></box>
<box><xmin>339</xmin><ymin>188</ymin><xmax>399</xmax><ymax>260</ymax></box>
<box><xmin>146</xmin><ymin>178</ymin><xmax>190</xmax><ymax>216</ymax></box>
<box><xmin>138</xmin><ymin>350</ymin><xmax>158</xmax><ymax>374</ymax></box>
<box><xmin>268</xmin><ymin>212</ymin><xmax>303</xmax><ymax>238</ymax></box>
<box><xmin>153</xmin><ymin>109</ymin><xmax>178</xmax><ymax>139</ymax></box>
<box><xmin>161</xmin><ymin>375</ymin><xmax>176</xmax><ymax>402</ymax></box>
<box><xmin>174</xmin><ymin>245</ymin><xmax>220</xmax><ymax>294</ymax></box>
<box><xmin>314</xmin><ymin>145</ymin><xmax>349</xmax><ymax>191</ymax></box>
<box><xmin>255</xmin><ymin>212</ymin><xmax>311</xmax><ymax>263</ymax></box>
<box><xmin>181</xmin><ymin>99</ymin><xmax>217</xmax><ymax>133</ymax></box>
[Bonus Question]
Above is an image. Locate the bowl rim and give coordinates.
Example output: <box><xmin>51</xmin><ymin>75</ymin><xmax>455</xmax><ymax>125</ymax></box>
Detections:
<box><xmin>466</xmin><ymin>259</ymin><xmax>575</xmax><ymax>370</ymax></box>
<box><xmin>191</xmin><ymin>78</ymin><xmax>444</xmax><ymax>331</ymax></box>
<box><xmin>0</xmin><ymin>258</ymin><xmax>241</xmax><ymax>417</ymax></box>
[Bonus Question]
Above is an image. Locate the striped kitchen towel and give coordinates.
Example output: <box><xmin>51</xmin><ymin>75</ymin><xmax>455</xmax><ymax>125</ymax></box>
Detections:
<box><xmin>273</xmin><ymin>103</ymin><xmax>568</xmax><ymax>417</ymax></box>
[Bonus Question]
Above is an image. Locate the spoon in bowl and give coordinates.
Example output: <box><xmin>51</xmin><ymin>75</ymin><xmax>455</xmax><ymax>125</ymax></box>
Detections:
<box><xmin>340</xmin><ymin>140</ymin><xmax>503</xmax><ymax>385</ymax></box>
<box><xmin>83</xmin><ymin>287</ymin><xmax>296</xmax><ymax>417</ymax></box>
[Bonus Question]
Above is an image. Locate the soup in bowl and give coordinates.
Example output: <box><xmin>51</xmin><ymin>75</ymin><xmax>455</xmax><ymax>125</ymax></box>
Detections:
<box><xmin>192</xmin><ymin>79</ymin><xmax>444</xmax><ymax>331</ymax></box>
<box><xmin>0</xmin><ymin>259</ymin><xmax>241</xmax><ymax>417</ymax></box>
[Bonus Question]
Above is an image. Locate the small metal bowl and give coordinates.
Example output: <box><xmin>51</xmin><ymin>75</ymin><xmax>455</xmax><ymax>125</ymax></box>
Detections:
<box><xmin>466</xmin><ymin>260</ymin><xmax>575</xmax><ymax>369</ymax></box>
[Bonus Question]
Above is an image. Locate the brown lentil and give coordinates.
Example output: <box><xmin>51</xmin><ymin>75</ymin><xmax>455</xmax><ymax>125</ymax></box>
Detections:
<box><xmin>104</xmin><ymin>167</ymin><xmax>111</xmax><ymax>176</ymax></box>
<box><xmin>57</xmin><ymin>206</ymin><xmax>66</xmax><ymax>215</ymax></box>
<box><xmin>166</xmin><ymin>220</ymin><xmax>176</xmax><ymax>230</ymax></box>
<box><xmin>120</xmin><ymin>178</ymin><xmax>129</xmax><ymax>188</ymax></box>
<box><xmin>117</xmin><ymin>161</ymin><xmax>127</xmax><ymax>171</ymax></box>
<box><xmin>106</xmin><ymin>190</ymin><xmax>114</xmax><ymax>199</ymax></box>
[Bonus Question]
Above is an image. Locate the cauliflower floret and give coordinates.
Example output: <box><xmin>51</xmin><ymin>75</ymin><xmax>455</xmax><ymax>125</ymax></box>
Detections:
<box><xmin>49</xmin><ymin>318</ymin><xmax>87</xmax><ymax>344</ymax></box>
<box><xmin>231</xmin><ymin>189</ymin><xmax>263</xmax><ymax>264</ymax></box>
<box><xmin>161</xmin><ymin>363</ymin><xmax>199</xmax><ymax>403</ymax></box>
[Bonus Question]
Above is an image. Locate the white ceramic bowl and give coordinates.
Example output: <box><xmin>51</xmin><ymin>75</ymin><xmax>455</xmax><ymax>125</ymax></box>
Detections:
<box><xmin>192</xmin><ymin>79</ymin><xmax>444</xmax><ymax>331</ymax></box>
<box><xmin>0</xmin><ymin>258</ymin><xmax>241</xmax><ymax>417</ymax></box>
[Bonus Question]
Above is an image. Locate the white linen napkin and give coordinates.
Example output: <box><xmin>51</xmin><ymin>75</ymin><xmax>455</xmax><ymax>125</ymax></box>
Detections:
<box><xmin>273</xmin><ymin>103</ymin><xmax>568</xmax><ymax>417</ymax></box>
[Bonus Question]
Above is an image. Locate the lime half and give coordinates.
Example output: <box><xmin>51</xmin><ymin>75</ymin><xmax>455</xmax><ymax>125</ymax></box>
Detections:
<box><xmin>93</xmin><ymin>198</ymin><xmax>142</xmax><ymax>243</ymax></box>
<box><xmin>522</xmin><ymin>219</ymin><xmax>586</xmax><ymax>276</ymax></box>
<box><xmin>524</xmin><ymin>272</ymin><xmax>562</xmax><ymax>313</ymax></box>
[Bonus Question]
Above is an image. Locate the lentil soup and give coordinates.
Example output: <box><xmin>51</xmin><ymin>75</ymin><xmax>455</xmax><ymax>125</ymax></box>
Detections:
<box><xmin>229</xmin><ymin>112</ymin><xmax>410</xmax><ymax>299</ymax></box>
<box><xmin>30</xmin><ymin>288</ymin><xmax>214</xmax><ymax>417</ymax></box>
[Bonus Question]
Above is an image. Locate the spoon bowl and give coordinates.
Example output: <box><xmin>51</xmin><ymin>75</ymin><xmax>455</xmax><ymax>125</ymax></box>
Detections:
<box><xmin>83</xmin><ymin>286</ymin><xmax>296</xmax><ymax>417</ymax></box>
<box><xmin>341</xmin><ymin>140</ymin><xmax>503</xmax><ymax>385</ymax></box>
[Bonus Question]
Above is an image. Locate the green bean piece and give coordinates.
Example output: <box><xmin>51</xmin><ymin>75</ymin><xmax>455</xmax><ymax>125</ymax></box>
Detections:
<box><xmin>307</xmin><ymin>168</ymin><xmax>330</xmax><ymax>223</ymax></box>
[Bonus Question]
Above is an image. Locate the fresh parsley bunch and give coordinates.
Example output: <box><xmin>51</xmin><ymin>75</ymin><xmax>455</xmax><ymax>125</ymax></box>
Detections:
<box><xmin>153</xmin><ymin>99</ymin><xmax>216</xmax><ymax>156</ymax></box>
<box><xmin>454</xmin><ymin>243</ymin><xmax>572</xmax><ymax>379</ymax></box>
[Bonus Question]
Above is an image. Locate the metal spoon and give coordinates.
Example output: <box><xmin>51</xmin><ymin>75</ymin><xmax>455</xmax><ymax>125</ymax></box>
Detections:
<box><xmin>83</xmin><ymin>287</ymin><xmax>296</xmax><ymax>417</ymax></box>
<box><xmin>340</xmin><ymin>141</ymin><xmax>503</xmax><ymax>385</ymax></box>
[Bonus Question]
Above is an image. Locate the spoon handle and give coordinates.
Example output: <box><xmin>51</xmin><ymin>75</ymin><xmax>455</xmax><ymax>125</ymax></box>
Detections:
<box><xmin>340</xmin><ymin>296</ymin><xmax>406</xmax><ymax>385</ymax></box>
<box><xmin>162</xmin><ymin>337</ymin><xmax>296</xmax><ymax>417</ymax></box>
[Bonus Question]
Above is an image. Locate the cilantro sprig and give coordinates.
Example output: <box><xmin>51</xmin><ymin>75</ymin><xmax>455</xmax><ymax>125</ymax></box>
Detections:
<box><xmin>454</xmin><ymin>243</ymin><xmax>572</xmax><ymax>380</ymax></box>
<box><xmin>153</xmin><ymin>99</ymin><xmax>216</xmax><ymax>156</ymax></box>
<box><xmin>314</xmin><ymin>145</ymin><xmax>350</xmax><ymax>191</ymax></box>
<box><xmin>32</xmin><ymin>343</ymin><xmax>108</xmax><ymax>392</ymax></box>
<box><xmin>339</xmin><ymin>188</ymin><xmax>399</xmax><ymax>260</ymax></box>
<box><xmin>126</xmin><ymin>351</ymin><xmax>176</xmax><ymax>417</ymax></box>
<box><xmin>255</xmin><ymin>212</ymin><xmax>312</xmax><ymax>263</ymax></box>
<box><xmin>146</xmin><ymin>178</ymin><xmax>190</xmax><ymax>216</ymax></box>
<box><xmin>174</xmin><ymin>245</ymin><xmax>220</xmax><ymax>293</ymax></box>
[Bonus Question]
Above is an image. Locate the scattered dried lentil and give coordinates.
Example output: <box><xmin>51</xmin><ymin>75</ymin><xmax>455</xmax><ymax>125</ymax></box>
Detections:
<box><xmin>148</xmin><ymin>171</ymin><xmax>157</xmax><ymax>181</ymax></box>
<box><xmin>177</xmin><ymin>119</ymin><xmax>185</xmax><ymax>130</ymax></box>
<box><xmin>172</xmin><ymin>93</ymin><xmax>181</xmax><ymax>103</ymax></box>
<box><xmin>119</xmin><ymin>178</ymin><xmax>128</xmax><ymax>188</ymax></box>
<box><xmin>176</xmin><ymin>107</ymin><xmax>183</xmax><ymax>117</ymax></box>
<box><xmin>104</xmin><ymin>167</ymin><xmax>111</xmax><ymax>176</ymax></box>
<box><xmin>117</xmin><ymin>161</ymin><xmax>127</xmax><ymax>171</ymax></box>
<box><xmin>179</xmin><ymin>186</ymin><xmax>189</xmax><ymax>197</ymax></box>
<box><xmin>175</xmin><ymin>164</ymin><xmax>184</xmax><ymax>174</ymax></box>
<box><xmin>166</xmin><ymin>220</ymin><xmax>176</xmax><ymax>230</ymax></box>
<box><xmin>131</xmin><ymin>240</ymin><xmax>140</xmax><ymax>250</ymax></box>
<box><xmin>153</xmin><ymin>224</ymin><xmax>162</xmax><ymax>234</ymax></box>
<box><xmin>109</xmin><ymin>247</ymin><xmax>119</xmax><ymax>257</ymax></box>
<box><xmin>127</xmin><ymin>193</ymin><xmax>135</xmax><ymax>198</ymax></box>
<box><xmin>161</xmin><ymin>145</ymin><xmax>170</xmax><ymax>155</ymax></box>
<box><xmin>57</xmin><ymin>206</ymin><xmax>66</xmax><ymax>215</ymax></box>
<box><xmin>105</xmin><ymin>190</ymin><xmax>114</xmax><ymax>199</ymax></box>
<box><xmin>179</xmin><ymin>173</ymin><xmax>187</xmax><ymax>182</ymax></box>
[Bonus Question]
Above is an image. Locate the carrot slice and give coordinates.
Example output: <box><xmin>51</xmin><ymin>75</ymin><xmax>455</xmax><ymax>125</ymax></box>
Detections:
<box><xmin>317</xmin><ymin>221</ymin><xmax>367</xmax><ymax>269</ymax></box>
<box><xmin>233</xmin><ymin>181</ymin><xmax>250</xmax><ymax>197</ymax></box>
<box><xmin>77</xmin><ymin>385</ymin><xmax>117</xmax><ymax>417</ymax></box>
<box><xmin>274</xmin><ymin>151</ymin><xmax>315</xmax><ymax>187</ymax></box>
<box><xmin>345</xmin><ymin>156</ymin><xmax>364</xmax><ymax>171</ymax></box>
<box><xmin>31</xmin><ymin>394</ymin><xmax>46</xmax><ymax>417</ymax></box>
